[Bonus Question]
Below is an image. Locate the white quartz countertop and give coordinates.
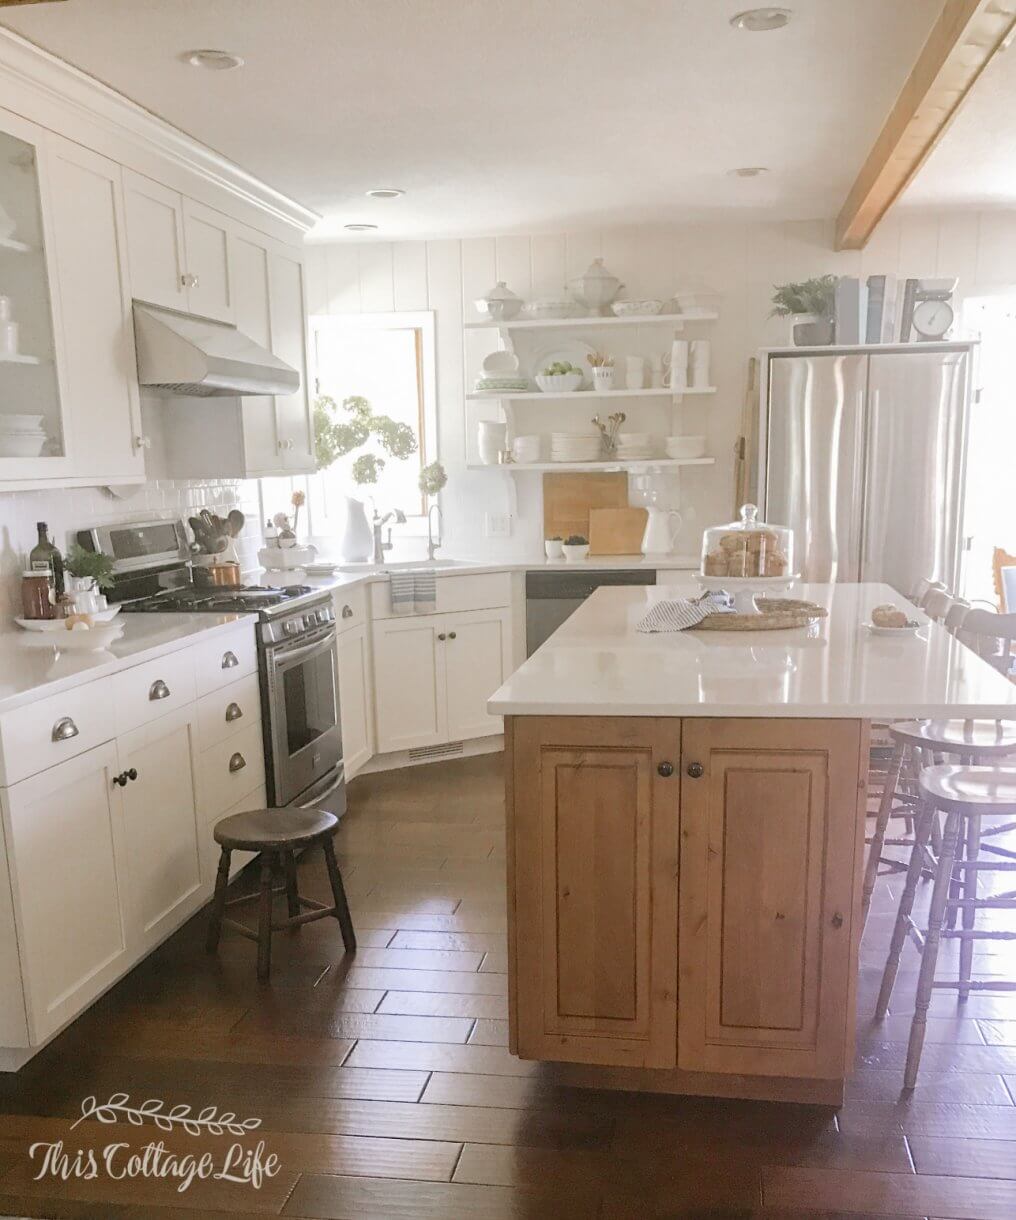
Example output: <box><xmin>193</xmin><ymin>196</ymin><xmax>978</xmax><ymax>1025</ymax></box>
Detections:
<box><xmin>0</xmin><ymin>613</ymin><xmax>257</xmax><ymax>715</ymax></box>
<box><xmin>488</xmin><ymin>583</ymin><xmax>1016</xmax><ymax>719</ymax></box>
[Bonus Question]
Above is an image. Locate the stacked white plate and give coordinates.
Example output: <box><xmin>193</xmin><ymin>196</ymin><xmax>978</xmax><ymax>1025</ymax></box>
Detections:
<box><xmin>511</xmin><ymin>434</ymin><xmax>542</xmax><ymax>464</ymax></box>
<box><xmin>614</xmin><ymin>432</ymin><xmax>657</xmax><ymax>461</ymax></box>
<box><xmin>0</xmin><ymin>413</ymin><xmax>46</xmax><ymax>458</ymax></box>
<box><xmin>474</xmin><ymin>377</ymin><xmax>531</xmax><ymax>393</ymax></box>
<box><xmin>550</xmin><ymin>433</ymin><xmax>602</xmax><ymax>463</ymax></box>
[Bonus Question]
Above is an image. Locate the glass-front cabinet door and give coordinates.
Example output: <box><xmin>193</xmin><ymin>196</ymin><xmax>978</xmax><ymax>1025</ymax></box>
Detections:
<box><xmin>0</xmin><ymin>108</ymin><xmax>69</xmax><ymax>480</ymax></box>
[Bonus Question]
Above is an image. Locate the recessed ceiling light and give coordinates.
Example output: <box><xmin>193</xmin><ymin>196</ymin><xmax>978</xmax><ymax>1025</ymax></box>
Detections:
<box><xmin>344</xmin><ymin>223</ymin><xmax>379</xmax><ymax>232</ymax></box>
<box><xmin>183</xmin><ymin>49</ymin><xmax>245</xmax><ymax>71</ymax></box>
<box><xmin>731</xmin><ymin>166</ymin><xmax>770</xmax><ymax>177</ymax></box>
<box><xmin>365</xmin><ymin>188</ymin><xmax>405</xmax><ymax>199</ymax></box>
<box><xmin>730</xmin><ymin>8</ymin><xmax>791</xmax><ymax>32</ymax></box>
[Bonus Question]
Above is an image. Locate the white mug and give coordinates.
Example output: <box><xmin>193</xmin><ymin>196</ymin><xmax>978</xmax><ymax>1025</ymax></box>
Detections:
<box><xmin>625</xmin><ymin>356</ymin><xmax>646</xmax><ymax>390</ymax></box>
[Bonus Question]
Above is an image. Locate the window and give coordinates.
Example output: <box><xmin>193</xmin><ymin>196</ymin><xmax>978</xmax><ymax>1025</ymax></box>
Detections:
<box><xmin>308</xmin><ymin>312</ymin><xmax>437</xmax><ymax>535</ymax></box>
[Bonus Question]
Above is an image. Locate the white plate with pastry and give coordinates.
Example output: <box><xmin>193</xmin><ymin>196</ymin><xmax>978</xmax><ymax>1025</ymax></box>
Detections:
<box><xmin>865</xmin><ymin>621</ymin><xmax>921</xmax><ymax>637</ymax></box>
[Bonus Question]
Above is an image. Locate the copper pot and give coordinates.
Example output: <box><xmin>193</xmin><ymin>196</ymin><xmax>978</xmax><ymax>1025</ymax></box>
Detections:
<box><xmin>194</xmin><ymin>561</ymin><xmax>241</xmax><ymax>588</ymax></box>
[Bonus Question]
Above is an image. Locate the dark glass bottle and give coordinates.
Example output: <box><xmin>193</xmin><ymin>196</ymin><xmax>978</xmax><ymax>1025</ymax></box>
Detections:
<box><xmin>29</xmin><ymin>521</ymin><xmax>64</xmax><ymax>594</ymax></box>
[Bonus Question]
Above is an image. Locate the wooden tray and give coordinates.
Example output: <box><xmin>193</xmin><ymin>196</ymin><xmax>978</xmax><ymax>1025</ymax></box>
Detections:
<box><xmin>693</xmin><ymin>598</ymin><xmax>828</xmax><ymax>632</ymax></box>
<box><xmin>588</xmin><ymin>507</ymin><xmax>647</xmax><ymax>555</ymax></box>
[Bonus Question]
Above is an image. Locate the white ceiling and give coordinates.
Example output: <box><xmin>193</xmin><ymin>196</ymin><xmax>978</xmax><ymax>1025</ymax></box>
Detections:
<box><xmin>902</xmin><ymin>39</ymin><xmax>1016</xmax><ymax>211</ymax></box>
<box><xmin>1</xmin><ymin>0</ymin><xmax>940</xmax><ymax>241</ymax></box>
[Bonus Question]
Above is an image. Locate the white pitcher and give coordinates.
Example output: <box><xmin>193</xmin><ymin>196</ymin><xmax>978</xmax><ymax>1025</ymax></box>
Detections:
<box><xmin>640</xmin><ymin>506</ymin><xmax>682</xmax><ymax>555</ymax></box>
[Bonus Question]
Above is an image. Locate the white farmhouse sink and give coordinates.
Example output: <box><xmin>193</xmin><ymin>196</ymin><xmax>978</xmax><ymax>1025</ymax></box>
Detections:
<box><xmin>335</xmin><ymin>559</ymin><xmax>476</xmax><ymax>575</ymax></box>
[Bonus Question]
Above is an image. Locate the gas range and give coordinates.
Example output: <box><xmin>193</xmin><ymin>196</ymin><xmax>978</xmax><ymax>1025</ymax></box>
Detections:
<box><xmin>119</xmin><ymin>583</ymin><xmax>322</xmax><ymax>617</ymax></box>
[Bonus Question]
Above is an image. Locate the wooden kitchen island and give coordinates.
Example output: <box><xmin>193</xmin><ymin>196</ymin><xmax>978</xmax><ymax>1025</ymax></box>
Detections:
<box><xmin>487</xmin><ymin>582</ymin><xmax>1016</xmax><ymax>1105</ymax></box>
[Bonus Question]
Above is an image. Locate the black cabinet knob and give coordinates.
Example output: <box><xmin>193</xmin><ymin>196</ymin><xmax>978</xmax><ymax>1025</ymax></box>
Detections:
<box><xmin>437</xmin><ymin>633</ymin><xmax>446</xmax><ymax>641</ymax></box>
<box><xmin>448</xmin><ymin>631</ymin><xmax>457</xmax><ymax>640</ymax></box>
<box><xmin>127</xmin><ymin>768</ymin><xmax>138</xmax><ymax>782</ymax></box>
<box><xmin>112</xmin><ymin>772</ymin><xmax>127</xmax><ymax>788</ymax></box>
<box><xmin>686</xmin><ymin>762</ymin><xmax>704</xmax><ymax>779</ymax></box>
<box><xmin>657</xmin><ymin>761</ymin><xmax>674</xmax><ymax>777</ymax></box>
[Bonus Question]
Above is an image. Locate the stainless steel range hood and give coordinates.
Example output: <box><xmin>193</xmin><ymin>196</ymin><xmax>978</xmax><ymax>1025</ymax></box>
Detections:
<box><xmin>133</xmin><ymin>302</ymin><xmax>301</xmax><ymax>397</ymax></box>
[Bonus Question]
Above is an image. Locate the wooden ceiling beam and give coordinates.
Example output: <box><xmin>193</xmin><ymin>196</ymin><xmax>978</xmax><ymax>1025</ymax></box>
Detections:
<box><xmin>835</xmin><ymin>0</ymin><xmax>1016</xmax><ymax>250</ymax></box>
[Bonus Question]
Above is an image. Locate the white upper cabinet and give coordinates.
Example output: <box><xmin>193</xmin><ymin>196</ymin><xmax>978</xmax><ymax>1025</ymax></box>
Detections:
<box><xmin>124</xmin><ymin>171</ymin><xmax>235</xmax><ymax>323</ymax></box>
<box><xmin>0</xmin><ymin>107</ymin><xmax>71</xmax><ymax>483</ymax></box>
<box><xmin>181</xmin><ymin>198</ymin><xmax>234</xmax><ymax>323</ymax></box>
<box><xmin>46</xmin><ymin>135</ymin><xmax>145</xmax><ymax>482</ymax></box>
<box><xmin>122</xmin><ymin>170</ymin><xmax>188</xmax><ymax>312</ymax></box>
<box><xmin>269</xmin><ymin>243</ymin><xmax>314</xmax><ymax>471</ymax></box>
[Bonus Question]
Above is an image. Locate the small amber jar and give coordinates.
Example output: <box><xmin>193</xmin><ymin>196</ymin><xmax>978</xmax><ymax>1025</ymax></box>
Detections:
<box><xmin>21</xmin><ymin>569</ymin><xmax>56</xmax><ymax>620</ymax></box>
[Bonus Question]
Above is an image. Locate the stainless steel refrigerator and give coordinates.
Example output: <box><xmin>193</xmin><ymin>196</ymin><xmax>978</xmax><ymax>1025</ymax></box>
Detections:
<box><xmin>757</xmin><ymin>342</ymin><xmax>975</xmax><ymax>595</ymax></box>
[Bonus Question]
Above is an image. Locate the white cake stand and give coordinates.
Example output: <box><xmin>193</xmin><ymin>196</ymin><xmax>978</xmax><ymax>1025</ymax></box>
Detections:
<box><xmin>695</xmin><ymin>572</ymin><xmax>801</xmax><ymax>615</ymax></box>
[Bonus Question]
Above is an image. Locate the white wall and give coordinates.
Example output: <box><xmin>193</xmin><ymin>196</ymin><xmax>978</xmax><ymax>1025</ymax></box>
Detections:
<box><xmin>306</xmin><ymin>211</ymin><xmax>1016</xmax><ymax>560</ymax></box>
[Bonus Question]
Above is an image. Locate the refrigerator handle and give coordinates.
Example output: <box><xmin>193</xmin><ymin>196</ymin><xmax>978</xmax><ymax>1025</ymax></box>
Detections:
<box><xmin>859</xmin><ymin>387</ymin><xmax>879</xmax><ymax>582</ymax></box>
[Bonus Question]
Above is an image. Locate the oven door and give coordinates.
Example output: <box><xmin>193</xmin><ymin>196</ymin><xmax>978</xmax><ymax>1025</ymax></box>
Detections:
<box><xmin>264</xmin><ymin>626</ymin><xmax>342</xmax><ymax>807</ymax></box>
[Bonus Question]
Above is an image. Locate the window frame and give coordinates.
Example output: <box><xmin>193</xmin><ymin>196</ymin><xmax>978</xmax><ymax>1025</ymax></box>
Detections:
<box><xmin>309</xmin><ymin>311</ymin><xmax>439</xmax><ymax>530</ymax></box>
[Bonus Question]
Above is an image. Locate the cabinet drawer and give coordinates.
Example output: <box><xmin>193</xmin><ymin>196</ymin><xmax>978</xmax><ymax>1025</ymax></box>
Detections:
<box><xmin>196</xmin><ymin>673</ymin><xmax>262</xmax><ymax>752</ymax></box>
<box><xmin>192</xmin><ymin>626</ymin><xmax>258</xmax><ymax>699</ymax></box>
<box><xmin>196</xmin><ymin>722</ymin><xmax>265</xmax><ymax>818</ymax></box>
<box><xmin>334</xmin><ymin>584</ymin><xmax>368</xmax><ymax>635</ymax></box>
<box><xmin>113</xmin><ymin>648</ymin><xmax>195</xmax><ymax>735</ymax></box>
<box><xmin>370</xmin><ymin>572</ymin><xmax>511</xmax><ymax>620</ymax></box>
<box><xmin>0</xmin><ymin>679</ymin><xmax>114</xmax><ymax>786</ymax></box>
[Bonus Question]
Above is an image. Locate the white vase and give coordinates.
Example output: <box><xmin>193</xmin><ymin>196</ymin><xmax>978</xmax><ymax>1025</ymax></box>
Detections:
<box><xmin>478</xmin><ymin>420</ymin><xmax>507</xmax><ymax>465</ymax></box>
<box><xmin>339</xmin><ymin>496</ymin><xmax>373</xmax><ymax>562</ymax></box>
<box><xmin>592</xmin><ymin>367</ymin><xmax>615</xmax><ymax>392</ymax></box>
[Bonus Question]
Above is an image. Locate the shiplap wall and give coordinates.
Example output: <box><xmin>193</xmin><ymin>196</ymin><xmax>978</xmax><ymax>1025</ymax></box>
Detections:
<box><xmin>309</xmin><ymin>212</ymin><xmax>1014</xmax><ymax>556</ymax></box>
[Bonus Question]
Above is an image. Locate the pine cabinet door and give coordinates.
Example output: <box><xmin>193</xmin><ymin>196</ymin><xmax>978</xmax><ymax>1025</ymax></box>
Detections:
<box><xmin>268</xmin><ymin>244</ymin><xmax>314</xmax><ymax>471</ymax></box>
<box><xmin>118</xmin><ymin>706</ymin><xmax>203</xmax><ymax>950</ymax></box>
<box><xmin>372</xmin><ymin>618</ymin><xmax>446</xmax><ymax>753</ymax></box>
<box><xmin>509</xmin><ymin>716</ymin><xmax>680</xmax><ymax>1067</ymax></box>
<box><xmin>444</xmin><ymin>608</ymin><xmax>511</xmax><ymax>741</ymax></box>
<box><xmin>2</xmin><ymin>743</ymin><xmax>129</xmax><ymax>1043</ymax></box>
<box><xmin>123</xmin><ymin>170</ymin><xmax>187</xmax><ymax>311</ymax></box>
<box><xmin>337</xmin><ymin>623</ymin><xmax>374</xmax><ymax>779</ymax></box>
<box><xmin>678</xmin><ymin>718</ymin><xmax>865</xmax><ymax>1080</ymax></box>
<box><xmin>182</xmin><ymin>198</ymin><xmax>234</xmax><ymax>323</ymax></box>
<box><xmin>47</xmin><ymin>136</ymin><xmax>145</xmax><ymax>482</ymax></box>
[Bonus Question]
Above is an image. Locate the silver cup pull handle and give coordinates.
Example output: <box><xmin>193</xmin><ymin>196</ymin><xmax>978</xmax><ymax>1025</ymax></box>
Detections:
<box><xmin>221</xmin><ymin>650</ymin><xmax>239</xmax><ymax>669</ymax></box>
<box><xmin>228</xmin><ymin>752</ymin><xmax>246</xmax><ymax>773</ymax></box>
<box><xmin>149</xmin><ymin>679</ymin><xmax>171</xmax><ymax>701</ymax></box>
<box><xmin>225</xmin><ymin>702</ymin><xmax>243</xmax><ymax>723</ymax></box>
<box><xmin>52</xmin><ymin>716</ymin><xmax>79</xmax><ymax>742</ymax></box>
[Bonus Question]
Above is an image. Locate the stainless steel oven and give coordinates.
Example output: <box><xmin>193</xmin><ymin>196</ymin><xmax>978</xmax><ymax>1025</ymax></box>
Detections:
<box><xmin>261</xmin><ymin>608</ymin><xmax>344</xmax><ymax>812</ymax></box>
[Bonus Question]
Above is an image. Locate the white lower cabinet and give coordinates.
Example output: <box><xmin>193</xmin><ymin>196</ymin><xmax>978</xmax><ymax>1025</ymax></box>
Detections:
<box><xmin>2</xmin><ymin>743</ymin><xmax>129</xmax><ymax>1043</ymax></box>
<box><xmin>337</xmin><ymin>622</ymin><xmax>374</xmax><ymax>779</ymax></box>
<box><xmin>372</xmin><ymin>607</ymin><xmax>511</xmax><ymax>755</ymax></box>
<box><xmin>118</xmin><ymin>706</ymin><xmax>202</xmax><ymax>951</ymax></box>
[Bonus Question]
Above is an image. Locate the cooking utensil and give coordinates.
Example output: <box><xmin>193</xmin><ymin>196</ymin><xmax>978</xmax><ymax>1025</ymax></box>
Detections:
<box><xmin>227</xmin><ymin>509</ymin><xmax>246</xmax><ymax>538</ymax></box>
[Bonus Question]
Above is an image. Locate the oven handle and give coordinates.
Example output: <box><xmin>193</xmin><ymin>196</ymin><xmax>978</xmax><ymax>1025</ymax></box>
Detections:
<box><xmin>267</xmin><ymin>629</ymin><xmax>336</xmax><ymax>670</ymax></box>
<box><xmin>296</xmin><ymin>766</ymin><xmax>345</xmax><ymax>809</ymax></box>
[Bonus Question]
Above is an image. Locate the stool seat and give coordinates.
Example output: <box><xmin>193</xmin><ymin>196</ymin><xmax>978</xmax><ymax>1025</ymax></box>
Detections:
<box><xmin>919</xmin><ymin>765</ymin><xmax>1016</xmax><ymax>814</ymax></box>
<box><xmin>890</xmin><ymin>719</ymin><xmax>1016</xmax><ymax>756</ymax></box>
<box><xmin>213</xmin><ymin>807</ymin><xmax>337</xmax><ymax>851</ymax></box>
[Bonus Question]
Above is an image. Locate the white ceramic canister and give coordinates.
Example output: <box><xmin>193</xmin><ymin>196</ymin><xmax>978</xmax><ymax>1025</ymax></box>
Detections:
<box><xmin>690</xmin><ymin>339</ymin><xmax>711</xmax><ymax>389</ymax></box>
<box><xmin>668</xmin><ymin>340</ymin><xmax>689</xmax><ymax>392</ymax></box>
<box><xmin>478</xmin><ymin>419</ymin><xmax>508</xmax><ymax>465</ymax></box>
<box><xmin>625</xmin><ymin>356</ymin><xmax>646</xmax><ymax>390</ymax></box>
<box><xmin>592</xmin><ymin>366</ymin><xmax>615</xmax><ymax>392</ymax></box>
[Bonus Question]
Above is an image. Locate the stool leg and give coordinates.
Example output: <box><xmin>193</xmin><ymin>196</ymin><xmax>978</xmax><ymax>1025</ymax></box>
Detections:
<box><xmin>959</xmin><ymin>813</ymin><xmax>982</xmax><ymax>1000</ymax></box>
<box><xmin>283</xmin><ymin>849</ymin><xmax>300</xmax><ymax>922</ymax></box>
<box><xmin>875</xmin><ymin>803</ymin><xmax>936</xmax><ymax>1019</ymax></box>
<box><xmin>862</xmin><ymin>740</ymin><xmax>905</xmax><ymax>929</ymax></box>
<box><xmin>257</xmin><ymin>852</ymin><xmax>275</xmax><ymax>982</ymax></box>
<box><xmin>322</xmin><ymin>835</ymin><xmax>356</xmax><ymax>954</ymax></box>
<box><xmin>205</xmin><ymin>846</ymin><xmax>231</xmax><ymax>953</ymax></box>
<box><xmin>904</xmin><ymin>808</ymin><xmax>961</xmax><ymax>1089</ymax></box>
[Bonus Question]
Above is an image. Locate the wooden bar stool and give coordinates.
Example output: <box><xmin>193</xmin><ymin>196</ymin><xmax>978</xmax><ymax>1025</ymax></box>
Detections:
<box><xmin>875</xmin><ymin>765</ymin><xmax>1016</xmax><ymax>1088</ymax></box>
<box><xmin>205</xmin><ymin>807</ymin><xmax>356</xmax><ymax>981</ymax></box>
<box><xmin>862</xmin><ymin>719</ymin><xmax>1016</xmax><ymax>928</ymax></box>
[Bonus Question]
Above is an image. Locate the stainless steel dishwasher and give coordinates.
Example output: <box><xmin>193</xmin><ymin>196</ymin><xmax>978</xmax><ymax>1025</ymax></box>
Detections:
<box><xmin>525</xmin><ymin>568</ymin><xmax>657</xmax><ymax>655</ymax></box>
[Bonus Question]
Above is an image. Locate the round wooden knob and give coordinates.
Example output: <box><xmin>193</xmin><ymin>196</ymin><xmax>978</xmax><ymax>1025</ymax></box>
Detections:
<box><xmin>686</xmin><ymin>762</ymin><xmax>704</xmax><ymax>779</ymax></box>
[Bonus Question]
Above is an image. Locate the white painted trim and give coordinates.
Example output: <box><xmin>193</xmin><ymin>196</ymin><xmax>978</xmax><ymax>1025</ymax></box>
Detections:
<box><xmin>0</xmin><ymin>27</ymin><xmax>318</xmax><ymax>234</ymax></box>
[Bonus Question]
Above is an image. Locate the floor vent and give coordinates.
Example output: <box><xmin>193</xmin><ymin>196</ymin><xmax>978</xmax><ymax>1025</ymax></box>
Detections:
<box><xmin>408</xmin><ymin>741</ymin><xmax>465</xmax><ymax>762</ymax></box>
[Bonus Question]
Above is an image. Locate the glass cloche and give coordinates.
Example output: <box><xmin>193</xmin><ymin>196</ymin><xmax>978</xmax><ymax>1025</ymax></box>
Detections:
<box><xmin>700</xmin><ymin>503</ymin><xmax>795</xmax><ymax>581</ymax></box>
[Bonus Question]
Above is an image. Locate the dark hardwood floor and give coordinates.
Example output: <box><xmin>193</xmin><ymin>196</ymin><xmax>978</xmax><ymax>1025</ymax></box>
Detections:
<box><xmin>1</xmin><ymin>751</ymin><xmax>1016</xmax><ymax>1218</ymax></box>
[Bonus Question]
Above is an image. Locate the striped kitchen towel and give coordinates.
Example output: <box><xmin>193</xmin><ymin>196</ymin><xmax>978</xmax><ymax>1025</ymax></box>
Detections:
<box><xmin>637</xmin><ymin>594</ymin><xmax>733</xmax><ymax>633</ymax></box>
<box><xmin>390</xmin><ymin>570</ymin><xmax>438</xmax><ymax>616</ymax></box>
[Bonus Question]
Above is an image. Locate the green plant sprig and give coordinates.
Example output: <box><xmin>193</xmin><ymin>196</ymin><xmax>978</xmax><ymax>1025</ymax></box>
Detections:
<box><xmin>769</xmin><ymin>275</ymin><xmax>837</xmax><ymax>319</ymax></box>
<box><xmin>63</xmin><ymin>543</ymin><xmax>116</xmax><ymax>590</ymax></box>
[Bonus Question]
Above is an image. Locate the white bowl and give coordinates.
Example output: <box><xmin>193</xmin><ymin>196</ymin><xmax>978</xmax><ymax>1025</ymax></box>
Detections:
<box><xmin>482</xmin><ymin>350</ymin><xmax>519</xmax><ymax>375</ymax></box>
<box><xmin>612</xmin><ymin>299</ymin><xmax>663</xmax><ymax>317</ymax></box>
<box><xmin>0</xmin><ymin>431</ymin><xmax>46</xmax><ymax>458</ymax></box>
<box><xmin>0</xmin><ymin>413</ymin><xmax>45</xmax><ymax>433</ymax></box>
<box><xmin>665</xmin><ymin>435</ymin><xmax>707</xmax><ymax>459</ymax></box>
<box><xmin>474</xmin><ymin>295</ymin><xmax>522</xmax><ymax>322</ymax></box>
<box><xmin>523</xmin><ymin>300</ymin><xmax>576</xmax><ymax>320</ymax></box>
<box><xmin>536</xmin><ymin>373</ymin><xmax>583</xmax><ymax>393</ymax></box>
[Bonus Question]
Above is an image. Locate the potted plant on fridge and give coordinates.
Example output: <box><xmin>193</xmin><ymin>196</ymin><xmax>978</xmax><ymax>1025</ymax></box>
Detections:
<box><xmin>314</xmin><ymin>394</ymin><xmax>418</xmax><ymax>561</ymax></box>
<box><xmin>770</xmin><ymin>276</ymin><xmax>837</xmax><ymax>346</ymax></box>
